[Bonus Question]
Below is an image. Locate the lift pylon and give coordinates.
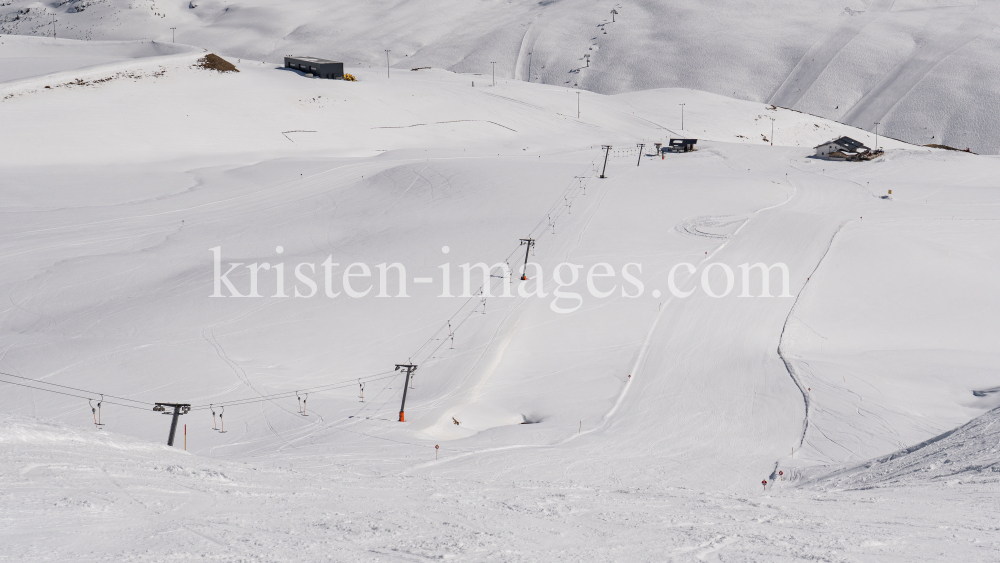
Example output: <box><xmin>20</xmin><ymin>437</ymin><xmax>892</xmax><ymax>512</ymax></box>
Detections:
<box><xmin>153</xmin><ymin>403</ymin><xmax>191</xmax><ymax>446</ymax></box>
<box><xmin>519</xmin><ymin>238</ymin><xmax>535</xmax><ymax>280</ymax></box>
<box><xmin>395</xmin><ymin>364</ymin><xmax>417</xmax><ymax>422</ymax></box>
<box><xmin>600</xmin><ymin>145</ymin><xmax>612</xmax><ymax>178</ymax></box>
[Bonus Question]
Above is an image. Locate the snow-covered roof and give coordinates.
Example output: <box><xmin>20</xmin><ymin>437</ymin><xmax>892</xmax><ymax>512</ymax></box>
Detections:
<box><xmin>285</xmin><ymin>56</ymin><xmax>341</xmax><ymax>65</ymax></box>
<box><xmin>814</xmin><ymin>136</ymin><xmax>868</xmax><ymax>151</ymax></box>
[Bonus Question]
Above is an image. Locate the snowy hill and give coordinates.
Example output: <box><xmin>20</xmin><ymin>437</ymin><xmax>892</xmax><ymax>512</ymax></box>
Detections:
<box><xmin>801</xmin><ymin>405</ymin><xmax>1000</xmax><ymax>489</ymax></box>
<box><xmin>2</xmin><ymin>39</ymin><xmax>1000</xmax><ymax>560</ymax></box>
<box><xmin>4</xmin><ymin>411</ymin><xmax>998</xmax><ymax>561</ymax></box>
<box><xmin>3</xmin><ymin>0</ymin><xmax>1000</xmax><ymax>154</ymax></box>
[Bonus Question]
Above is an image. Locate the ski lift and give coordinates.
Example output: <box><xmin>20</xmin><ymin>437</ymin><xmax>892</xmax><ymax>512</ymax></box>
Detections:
<box><xmin>95</xmin><ymin>394</ymin><xmax>105</xmax><ymax>427</ymax></box>
<box><xmin>153</xmin><ymin>402</ymin><xmax>192</xmax><ymax>446</ymax></box>
<box><xmin>296</xmin><ymin>391</ymin><xmax>303</xmax><ymax>414</ymax></box>
<box><xmin>211</xmin><ymin>404</ymin><xmax>218</xmax><ymax>430</ymax></box>
<box><xmin>519</xmin><ymin>238</ymin><xmax>535</xmax><ymax>279</ymax></box>
<box><xmin>301</xmin><ymin>393</ymin><xmax>308</xmax><ymax>416</ymax></box>
<box><xmin>359</xmin><ymin>379</ymin><xmax>365</xmax><ymax>402</ymax></box>
<box><xmin>218</xmin><ymin>406</ymin><xmax>227</xmax><ymax>433</ymax></box>
<box><xmin>90</xmin><ymin>399</ymin><xmax>99</xmax><ymax>427</ymax></box>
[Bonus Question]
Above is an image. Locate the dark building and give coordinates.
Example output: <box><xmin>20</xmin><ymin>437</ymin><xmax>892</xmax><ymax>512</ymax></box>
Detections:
<box><xmin>666</xmin><ymin>138</ymin><xmax>698</xmax><ymax>152</ymax></box>
<box><xmin>283</xmin><ymin>56</ymin><xmax>344</xmax><ymax>79</ymax></box>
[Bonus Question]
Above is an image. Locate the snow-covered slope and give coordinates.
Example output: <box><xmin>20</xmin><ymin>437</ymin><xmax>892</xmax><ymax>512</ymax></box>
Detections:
<box><xmin>4</xmin><ymin>412</ymin><xmax>998</xmax><ymax>561</ymax></box>
<box><xmin>2</xmin><ymin>41</ymin><xmax>1000</xmax><ymax>560</ymax></box>
<box><xmin>801</xmin><ymin>405</ymin><xmax>1000</xmax><ymax>490</ymax></box>
<box><xmin>3</xmin><ymin>0</ymin><xmax>1000</xmax><ymax>153</ymax></box>
<box><xmin>0</xmin><ymin>34</ymin><xmax>199</xmax><ymax>82</ymax></box>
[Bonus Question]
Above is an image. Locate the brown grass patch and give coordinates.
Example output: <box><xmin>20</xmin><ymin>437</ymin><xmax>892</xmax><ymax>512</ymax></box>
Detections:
<box><xmin>196</xmin><ymin>54</ymin><xmax>239</xmax><ymax>73</ymax></box>
<box><xmin>925</xmin><ymin>144</ymin><xmax>976</xmax><ymax>154</ymax></box>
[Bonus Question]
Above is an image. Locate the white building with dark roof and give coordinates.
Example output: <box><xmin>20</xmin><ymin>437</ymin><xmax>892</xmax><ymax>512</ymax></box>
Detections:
<box><xmin>815</xmin><ymin>136</ymin><xmax>870</xmax><ymax>160</ymax></box>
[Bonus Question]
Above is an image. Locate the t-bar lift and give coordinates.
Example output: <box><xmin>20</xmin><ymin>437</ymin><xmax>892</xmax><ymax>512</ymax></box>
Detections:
<box><xmin>153</xmin><ymin>403</ymin><xmax>191</xmax><ymax>446</ymax></box>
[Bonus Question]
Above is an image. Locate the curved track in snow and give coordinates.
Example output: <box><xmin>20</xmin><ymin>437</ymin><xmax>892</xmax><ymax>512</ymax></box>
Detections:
<box><xmin>842</xmin><ymin>4</ymin><xmax>1000</xmax><ymax>129</ymax></box>
<box><xmin>769</xmin><ymin>0</ymin><xmax>896</xmax><ymax>109</ymax></box>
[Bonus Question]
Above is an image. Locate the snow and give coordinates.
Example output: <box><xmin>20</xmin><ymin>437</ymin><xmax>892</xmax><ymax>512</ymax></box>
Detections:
<box><xmin>802</xmin><ymin>405</ymin><xmax>1000</xmax><ymax>489</ymax></box>
<box><xmin>3</xmin><ymin>413</ymin><xmax>999</xmax><ymax>561</ymax></box>
<box><xmin>1</xmin><ymin>37</ymin><xmax>999</xmax><ymax>560</ymax></box>
<box><xmin>0</xmin><ymin>35</ymin><xmax>199</xmax><ymax>82</ymax></box>
<box><xmin>4</xmin><ymin>0</ymin><xmax>1000</xmax><ymax>153</ymax></box>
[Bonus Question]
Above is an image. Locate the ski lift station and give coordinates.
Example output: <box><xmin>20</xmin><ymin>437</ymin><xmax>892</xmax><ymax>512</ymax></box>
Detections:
<box><xmin>815</xmin><ymin>136</ymin><xmax>871</xmax><ymax>160</ymax></box>
<box><xmin>665</xmin><ymin>138</ymin><xmax>698</xmax><ymax>153</ymax></box>
<box><xmin>283</xmin><ymin>56</ymin><xmax>344</xmax><ymax>79</ymax></box>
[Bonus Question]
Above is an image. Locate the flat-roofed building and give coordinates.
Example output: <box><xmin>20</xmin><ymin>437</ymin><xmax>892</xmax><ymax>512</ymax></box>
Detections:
<box><xmin>283</xmin><ymin>56</ymin><xmax>344</xmax><ymax>79</ymax></box>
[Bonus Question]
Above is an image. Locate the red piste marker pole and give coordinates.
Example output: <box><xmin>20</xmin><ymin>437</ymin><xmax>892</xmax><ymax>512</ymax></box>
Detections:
<box><xmin>435</xmin><ymin>444</ymin><xmax>439</xmax><ymax>460</ymax></box>
<box><xmin>761</xmin><ymin>479</ymin><xmax>767</xmax><ymax>491</ymax></box>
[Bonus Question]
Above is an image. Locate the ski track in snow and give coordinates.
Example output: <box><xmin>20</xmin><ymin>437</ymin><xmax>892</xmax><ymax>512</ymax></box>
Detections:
<box><xmin>769</xmin><ymin>0</ymin><xmax>896</xmax><ymax>109</ymax></box>
<box><xmin>2</xmin><ymin>44</ymin><xmax>1000</xmax><ymax>560</ymax></box>
<box><xmin>842</xmin><ymin>4</ymin><xmax>1000</xmax><ymax>129</ymax></box>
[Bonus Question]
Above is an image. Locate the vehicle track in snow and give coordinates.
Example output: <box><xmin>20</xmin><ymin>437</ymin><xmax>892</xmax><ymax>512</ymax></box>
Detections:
<box><xmin>514</xmin><ymin>15</ymin><xmax>548</xmax><ymax>82</ymax></box>
<box><xmin>774</xmin><ymin>216</ymin><xmax>849</xmax><ymax>452</ymax></box>
<box><xmin>675</xmin><ymin>215</ymin><xmax>748</xmax><ymax>239</ymax></box>
<box><xmin>842</xmin><ymin>4</ymin><xmax>1000</xmax><ymax>130</ymax></box>
<box><xmin>408</xmin><ymin>155</ymin><xmax>614</xmax><ymax>434</ymax></box>
<box><xmin>769</xmin><ymin>0</ymin><xmax>896</xmax><ymax>109</ymax></box>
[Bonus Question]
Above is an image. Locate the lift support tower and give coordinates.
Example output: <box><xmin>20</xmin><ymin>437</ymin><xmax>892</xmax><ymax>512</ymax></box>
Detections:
<box><xmin>153</xmin><ymin>403</ymin><xmax>191</xmax><ymax>446</ymax></box>
<box><xmin>396</xmin><ymin>364</ymin><xmax>417</xmax><ymax>422</ymax></box>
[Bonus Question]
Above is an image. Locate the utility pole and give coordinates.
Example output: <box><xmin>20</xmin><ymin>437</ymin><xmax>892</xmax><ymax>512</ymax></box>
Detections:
<box><xmin>385</xmin><ymin>50</ymin><xmax>391</xmax><ymax>78</ymax></box>
<box><xmin>769</xmin><ymin>117</ymin><xmax>775</xmax><ymax>146</ymax></box>
<box><xmin>519</xmin><ymin>238</ymin><xmax>535</xmax><ymax>280</ymax></box>
<box><xmin>600</xmin><ymin>145</ymin><xmax>612</xmax><ymax>178</ymax></box>
<box><xmin>491</xmin><ymin>61</ymin><xmax>496</xmax><ymax>86</ymax></box>
<box><xmin>679</xmin><ymin>103</ymin><xmax>685</xmax><ymax>131</ymax></box>
<box><xmin>50</xmin><ymin>14</ymin><xmax>57</xmax><ymax>39</ymax></box>
<box><xmin>874</xmin><ymin>121</ymin><xmax>880</xmax><ymax>150</ymax></box>
<box><xmin>577</xmin><ymin>91</ymin><xmax>581</xmax><ymax>118</ymax></box>
<box><xmin>395</xmin><ymin>364</ymin><xmax>417</xmax><ymax>422</ymax></box>
<box><xmin>527</xmin><ymin>51</ymin><xmax>532</xmax><ymax>81</ymax></box>
<box><xmin>170</xmin><ymin>27</ymin><xmax>176</xmax><ymax>43</ymax></box>
<box><xmin>153</xmin><ymin>403</ymin><xmax>191</xmax><ymax>446</ymax></box>
<box><xmin>584</xmin><ymin>54</ymin><xmax>590</xmax><ymax>67</ymax></box>
<box><xmin>611</xmin><ymin>8</ymin><xmax>618</xmax><ymax>22</ymax></box>
<box><xmin>636</xmin><ymin>143</ymin><xmax>644</xmax><ymax>166</ymax></box>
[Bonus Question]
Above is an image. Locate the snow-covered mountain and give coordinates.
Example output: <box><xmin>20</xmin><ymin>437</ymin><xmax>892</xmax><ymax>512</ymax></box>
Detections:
<box><xmin>3</xmin><ymin>0</ymin><xmax>1000</xmax><ymax>154</ymax></box>
<box><xmin>2</xmin><ymin>19</ymin><xmax>999</xmax><ymax>562</ymax></box>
